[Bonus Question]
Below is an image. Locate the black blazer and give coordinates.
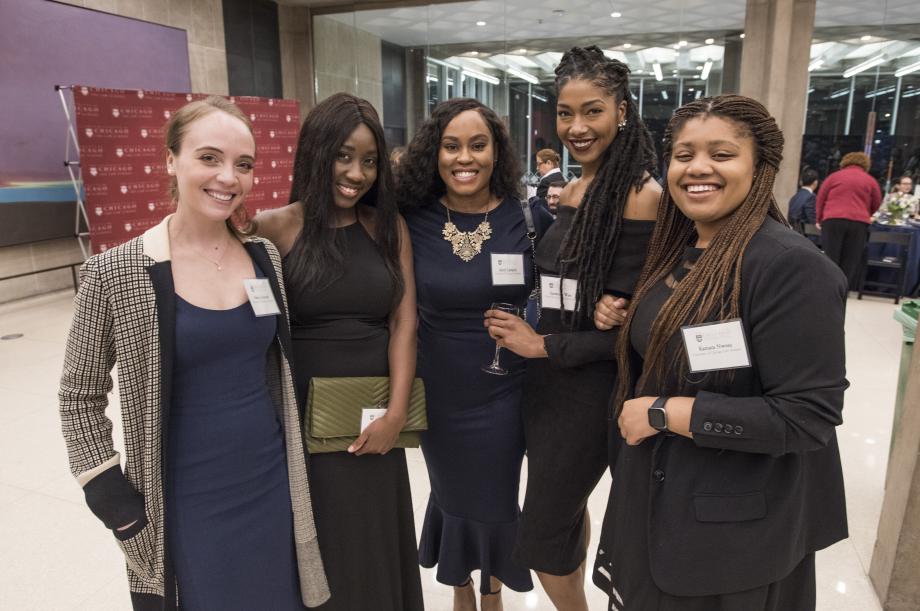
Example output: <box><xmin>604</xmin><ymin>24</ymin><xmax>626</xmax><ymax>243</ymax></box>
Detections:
<box><xmin>536</xmin><ymin>168</ymin><xmax>564</xmax><ymax>199</ymax></box>
<box><xmin>618</xmin><ymin>219</ymin><xmax>849</xmax><ymax>596</ymax></box>
<box><xmin>787</xmin><ymin>187</ymin><xmax>817</xmax><ymax>230</ymax></box>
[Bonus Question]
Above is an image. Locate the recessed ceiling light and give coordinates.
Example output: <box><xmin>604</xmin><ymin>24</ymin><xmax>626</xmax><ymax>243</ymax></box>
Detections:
<box><xmin>678</xmin><ymin>40</ymin><xmax>688</xmax><ymax>47</ymax></box>
<box><xmin>740</xmin><ymin>33</ymin><xmax>746</xmax><ymax>39</ymax></box>
<box><xmin>705</xmin><ymin>38</ymin><xmax>715</xmax><ymax>45</ymax></box>
<box><xmin>610</xmin><ymin>11</ymin><xmax>622</xmax><ymax>18</ymax></box>
<box><xmin>476</xmin><ymin>20</ymin><xmax>487</xmax><ymax>26</ymax></box>
<box><xmin>696</xmin><ymin>65</ymin><xmax>703</xmax><ymax>70</ymax></box>
<box><xmin>468</xmin><ymin>51</ymin><xmax>479</xmax><ymax>56</ymax></box>
<box><xmin>623</xmin><ymin>43</ymin><xmax>632</xmax><ymax>49</ymax></box>
<box><xmin>516</xmin><ymin>48</ymin><xmax>528</xmax><ymax>54</ymax></box>
<box><xmin>861</xmin><ymin>35</ymin><xmax>872</xmax><ymax>41</ymax></box>
<box><xmin>634</xmin><ymin>69</ymin><xmax>642</xmax><ymax>74</ymax></box>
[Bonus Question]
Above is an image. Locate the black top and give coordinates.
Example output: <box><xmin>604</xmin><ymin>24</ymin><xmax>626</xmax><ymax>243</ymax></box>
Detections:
<box><xmin>599</xmin><ymin>218</ymin><xmax>849</xmax><ymax>597</ymax></box>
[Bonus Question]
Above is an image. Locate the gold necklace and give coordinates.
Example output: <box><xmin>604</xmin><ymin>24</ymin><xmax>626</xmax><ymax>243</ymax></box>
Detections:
<box><xmin>189</xmin><ymin>234</ymin><xmax>231</xmax><ymax>271</ymax></box>
<box><xmin>442</xmin><ymin>202</ymin><xmax>493</xmax><ymax>262</ymax></box>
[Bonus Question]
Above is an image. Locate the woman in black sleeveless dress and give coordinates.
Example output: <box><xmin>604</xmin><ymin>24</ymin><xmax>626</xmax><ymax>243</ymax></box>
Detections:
<box><xmin>484</xmin><ymin>47</ymin><xmax>660</xmax><ymax>611</ymax></box>
<box><xmin>255</xmin><ymin>93</ymin><xmax>423</xmax><ymax>611</ymax></box>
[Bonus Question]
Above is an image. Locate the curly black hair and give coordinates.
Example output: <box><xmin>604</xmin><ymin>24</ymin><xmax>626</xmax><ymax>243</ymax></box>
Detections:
<box><xmin>554</xmin><ymin>45</ymin><xmax>658</xmax><ymax>327</ymax></box>
<box><xmin>286</xmin><ymin>93</ymin><xmax>403</xmax><ymax>302</ymax></box>
<box><xmin>395</xmin><ymin>98</ymin><xmax>522</xmax><ymax>209</ymax></box>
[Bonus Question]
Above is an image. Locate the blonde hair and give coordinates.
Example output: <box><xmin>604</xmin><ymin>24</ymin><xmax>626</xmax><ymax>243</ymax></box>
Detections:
<box><xmin>164</xmin><ymin>96</ymin><xmax>253</xmax><ymax>202</ymax></box>
<box><xmin>840</xmin><ymin>151</ymin><xmax>870</xmax><ymax>172</ymax></box>
<box><xmin>536</xmin><ymin>148</ymin><xmax>560</xmax><ymax>166</ymax></box>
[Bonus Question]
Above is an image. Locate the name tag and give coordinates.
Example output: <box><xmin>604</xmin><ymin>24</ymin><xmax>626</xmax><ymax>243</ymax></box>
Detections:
<box><xmin>680</xmin><ymin>319</ymin><xmax>751</xmax><ymax>373</ymax></box>
<box><xmin>540</xmin><ymin>274</ymin><xmax>578</xmax><ymax>311</ymax></box>
<box><xmin>360</xmin><ymin>408</ymin><xmax>387</xmax><ymax>432</ymax></box>
<box><xmin>491</xmin><ymin>253</ymin><xmax>525</xmax><ymax>286</ymax></box>
<box><xmin>243</xmin><ymin>278</ymin><xmax>281</xmax><ymax>317</ymax></box>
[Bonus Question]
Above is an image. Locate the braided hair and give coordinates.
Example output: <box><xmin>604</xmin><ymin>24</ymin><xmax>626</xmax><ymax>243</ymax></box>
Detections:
<box><xmin>554</xmin><ymin>46</ymin><xmax>658</xmax><ymax>327</ymax></box>
<box><xmin>614</xmin><ymin>95</ymin><xmax>789</xmax><ymax>410</ymax></box>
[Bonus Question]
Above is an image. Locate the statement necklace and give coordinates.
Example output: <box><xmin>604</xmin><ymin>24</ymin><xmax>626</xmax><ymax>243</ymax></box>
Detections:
<box><xmin>442</xmin><ymin>202</ymin><xmax>493</xmax><ymax>262</ymax></box>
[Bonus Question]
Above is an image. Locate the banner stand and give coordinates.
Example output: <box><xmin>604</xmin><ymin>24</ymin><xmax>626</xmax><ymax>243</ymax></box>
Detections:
<box><xmin>55</xmin><ymin>85</ymin><xmax>91</xmax><ymax>259</ymax></box>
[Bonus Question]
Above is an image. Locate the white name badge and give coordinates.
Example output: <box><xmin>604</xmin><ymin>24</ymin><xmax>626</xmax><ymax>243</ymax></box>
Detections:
<box><xmin>540</xmin><ymin>275</ymin><xmax>578</xmax><ymax>311</ymax></box>
<box><xmin>491</xmin><ymin>253</ymin><xmax>525</xmax><ymax>286</ymax></box>
<box><xmin>680</xmin><ymin>319</ymin><xmax>752</xmax><ymax>373</ymax></box>
<box><xmin>360</xmin><ymin>408</ymin><xmax>387</xmax><ymax>433</ymax></box>
<box><xmin>243</xmin><ymin>278</ymin><xmax>281</xmax><ymax>317</ymax></box>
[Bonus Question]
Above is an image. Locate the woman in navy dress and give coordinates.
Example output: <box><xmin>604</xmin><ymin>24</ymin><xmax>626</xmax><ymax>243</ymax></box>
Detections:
<box><xmin>397</xmin><ymin>98</ymin><xmax>550</xmax><ymax>611</ymax></box>
<box><xmin>255</xmin><ymin>93</ymin><xmax>423</xmax><ymax>611</ymax></box>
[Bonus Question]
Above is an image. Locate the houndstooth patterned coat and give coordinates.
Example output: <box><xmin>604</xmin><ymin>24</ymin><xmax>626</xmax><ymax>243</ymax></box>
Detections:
<box><xmin>59</xmin><ymin>216</ymin><xmax>330</xmax><ymax>610</ymax></box>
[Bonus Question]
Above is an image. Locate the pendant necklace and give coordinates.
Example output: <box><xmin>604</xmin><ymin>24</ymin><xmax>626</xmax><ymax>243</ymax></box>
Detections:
<box><xmin>193</xmin><ymin>235</ymin><xmax>230</xmax><ymax>271</ymax></box>
<box><xmin>442</xmin><ymin>201</ymin><xmax>493</xmax><ymax>262</ymax></box>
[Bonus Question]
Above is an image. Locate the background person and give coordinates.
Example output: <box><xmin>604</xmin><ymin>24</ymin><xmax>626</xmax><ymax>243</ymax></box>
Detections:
<box><xmin>594</xmin><ymin>94</ymin><xmax>848</xmax><ymax>610</ymax></box>
<box><xmin>486</xmin><ymin>46</ymin><xmax>659</xmax><ymax>611</ymax></box>
<box><xmin>883</xmin><ymin>174</ymin><xmax>918</xmax><ymax>217</ymax></box>
<box><xmin>787</xmin><ymin>166</ymin><xmax>818</xmax><ymax>234</ymax></box>
<box><xmin>535</xmin><ymin>147</ymin><xmax>564</xmax><ymax>199</ymax></box>
<box><xmin>58</xmin><ymin>96</ymin><xmax>329</xmax><ymax>610</ymax></box>
<box><xmin>544</xmin><ymin>180</ymin><xmax>566</xmax><ymax>215</ymax></box>
<box><xmin>816</xmin><ymin>151</ymin><xmax>882</xmax><ymax>288</ymax></box>
<box><xmin>397</xmin><ymin>98</ymin><xmax>551</xmax><ymax>611</ymax></box>
<box><xmin>253</xmin><ymin>93</ymin><xmax>422</xmax><ymax>611</ymax></box>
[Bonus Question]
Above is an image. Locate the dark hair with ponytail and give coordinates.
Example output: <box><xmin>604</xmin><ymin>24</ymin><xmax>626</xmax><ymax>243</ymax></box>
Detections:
<box><xmin>285</xmin><ymin>93</ymin><xmax>403</xmax><ymax>302</ymax></box>
<box><xmin>614</xmin><ymin>94</ymin><xmax>790</xmax><ymax>411</ymax></box>
<box><xmin>554</xmin><ymin>46</ymin><xmax>658</xmax><ymax>327</ymax></box>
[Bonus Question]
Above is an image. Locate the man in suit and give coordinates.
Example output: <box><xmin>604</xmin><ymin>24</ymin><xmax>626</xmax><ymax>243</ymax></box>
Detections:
<box><xmin>535</xmin><ymin>148</ymin><xmax>564</xmax><ymax>199</ymax></box>
<box><xmin>788</xmin><ymin>167</ymin><xmax>819</xmax><ymax>235</ymax></box>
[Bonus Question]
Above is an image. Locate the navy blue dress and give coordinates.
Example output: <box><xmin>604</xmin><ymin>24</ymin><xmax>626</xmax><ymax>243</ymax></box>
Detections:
<box><xmin>167</xmin><ymin>263</ymin><xmax>304</xmax><ymax>611</ymax></box>
<box><xmin>407</xmin><ymin>196</ymin><xmax>537</xmax><ymax>594</ymax></box>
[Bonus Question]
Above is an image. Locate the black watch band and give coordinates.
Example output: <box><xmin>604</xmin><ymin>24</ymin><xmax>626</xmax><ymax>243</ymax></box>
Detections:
<box><xmin>648</xmin><ymin>396</ymin><xmax>670</xmax><ymax>432</ymax></box>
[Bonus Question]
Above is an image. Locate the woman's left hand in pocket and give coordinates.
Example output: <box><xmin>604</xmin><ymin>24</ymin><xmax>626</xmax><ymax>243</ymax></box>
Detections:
<box><xmin>349</xmin><ymin>411</ymin><xmax>405</xmax><ymax>455</ymax></box>
<box><xmin>484</xmin><ymin>309</ymin><xmax>546</xmax><ymax>358</ymax></box>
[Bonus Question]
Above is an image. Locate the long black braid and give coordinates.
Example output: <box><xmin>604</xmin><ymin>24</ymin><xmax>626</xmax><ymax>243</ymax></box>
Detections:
<box><xmin>555</xmin><ymin>46</ymin><xmax>658</xmax><ymax>327</ymax></box>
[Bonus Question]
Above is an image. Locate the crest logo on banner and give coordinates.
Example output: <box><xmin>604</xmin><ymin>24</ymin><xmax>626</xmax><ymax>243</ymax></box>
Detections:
<box><xmin>73</xmin><ymin>86</ymin><xmax>300</xmax><ymax>253</ymax></box>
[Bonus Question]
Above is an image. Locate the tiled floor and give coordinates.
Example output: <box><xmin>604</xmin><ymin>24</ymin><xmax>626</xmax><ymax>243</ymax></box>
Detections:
<box><xmin>0</xmin><ymin>290</ymin><xmax>900</xmax><ymax>610</ymax></box>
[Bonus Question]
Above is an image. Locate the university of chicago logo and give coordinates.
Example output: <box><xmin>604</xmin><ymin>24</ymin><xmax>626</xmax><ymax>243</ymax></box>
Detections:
<box><xmin>94</xmin><ymin>207</ymin><xmax>103</xmax><ymax>216</ymax></box>
<box><xmin>144</xmin><ymin>165</ymin><xmax>152</xmax><ymax>174</ymax></box>
<box><xmin>250</xmin><ymin>113</ymin><xmax>257</xmax><ymax>121</ymax></box>
<box><xmin>272</xmin><ymin>191</ymin><xmax>278</xmax><ymax>199</ymax></box>
<box><xmin>124</xmin><ymin>223</ymin><xmax>133</xmax><ymax>232</ymax></box>
<box><xmin>696</xmin><ymin>334</ymin><xmax>703</xmax><ymax>343</ymax></box>
<box><xmin>120</xmin><ymin>185</ymin><xmax>128</xmax><ymax>194</ymax></box>
<box><xmin>111</xmin><ymin>108</ymin><xmax>120</xmax><ymax>118</ymax></box>
<box><xmin>285</xmin><ymin>114</ymin><xmax>292</xmax><ymax>123</ymax></box>
<box><xmin>287</xmin><ymin>145</ymin><xmax>293</xmax><ymax>153</ymax></box>
<box><xmin>268</xmin><ymin>99</ymin><xmax>274</xmax><ymax>106</ymax></box>
<box><xmin>270</xmin><ymin>160</ymin><xmax>277</xmax><ymax>168</ymax></box>
<box><xmin>140</xmin><ymin>129</ymin><xmax>148</xmax><ymax>138</ymax></box>
<box><xmin>89</xmin><ymin>167</ymin><xmax>98</xmax><ymax>177</ymax></box>
<box><xmin>80</xmin><ymin>86</ymin><xmax>89</xmax><ymax>96</ymax></box>
<box><xmin>115</xmin><ymin>148</ymin><xmax>124</xmax><ymax>157</ymax></box>
<box><xmin>269</xmin><ymin>130</ymin><xmax>276</xmax><ymax>138</ymax></box>
<box><xmin>100</xmin><ymin>244</ymin><xmax>108</xmax><ymax>252</ymax></box>
<box><xmin>229</xmin><ymin>97</ymin><xmax>235</xmax><ymax>103</ymax></box>
<box><xmin>186</xmin><ymin>94</ymin><xmax>193</xmax><ymax>102</ymax></box>
<box><xmin>254</xmin><ymin>177</ymin><xmax>260</xmax><ymax>185</ymax></box>
<box><xmin>84</xmin><ymin>128</ymin><xmax>94</xmax><ymax>138</ymax></box>
<box><xmin>137</xmin><ymin>90</ymin><xmax>145</xmax><ymax>99</ymax></box>
<box><xmin>288</xmin><ymin>175</ymin><xmax>293</xmax><ymax>182</ymax></box>
<box><xmin>147</xmin><ymin>202</ymin><xmax>156</xmax><ymax>212</ymax></box>
<box><xmin>163</xmin><ymin>110</ymin><xmax>171</xmax><ymax>119</ymax></box>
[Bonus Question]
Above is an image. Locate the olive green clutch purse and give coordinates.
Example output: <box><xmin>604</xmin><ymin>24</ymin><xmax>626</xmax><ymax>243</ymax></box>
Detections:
<box><xmin>305</xmin><ymin>376</ymin><xmax>427</xmax><ymax>454</ymax></box>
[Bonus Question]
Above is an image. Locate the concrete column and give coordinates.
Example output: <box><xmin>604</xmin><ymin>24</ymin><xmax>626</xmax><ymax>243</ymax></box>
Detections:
<box><xmin>278</xmin><ymin>5</ymin><xmax>316</xmax><ymax>119</ymax></box>
<box><xmin>870</xmin><ymin>337</ymin><xmax>920</xmax><ymax>609</ymax></box>
<box><xmin>739</xmin><ymin>0</ymin><xmax>816</xmax><ymax>212</ymax></box>
<box><xmin>719</xmin><ymin>37</ymin><xmax>744</xmax><ymax>95</ymax></box>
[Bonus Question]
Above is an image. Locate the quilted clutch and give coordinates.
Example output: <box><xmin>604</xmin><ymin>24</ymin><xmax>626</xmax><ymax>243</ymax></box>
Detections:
<box><xmin>305</xmin><ymin>376</ymin><xmax>427</xmax><ymax>454</ymax></box>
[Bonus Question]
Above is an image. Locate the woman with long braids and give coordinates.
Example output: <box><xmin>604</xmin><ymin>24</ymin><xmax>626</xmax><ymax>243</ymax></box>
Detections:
<box><xmin>254</xmin><ymin>93</ymin><xmax>423</xmax><ymax>610</ymax></box>
<box><xmin>398</xmin><ymin>98</ymin><xmax>552</xmax><ymax>610</ymax></box>
<box><xmin>592</xmin><ymin>95</ymin><xmax>848</xmax><ymax>609</ymax></box>
<box><xmin>483</xmin><ymin>46</ymin><xmax>659</xmax><ymax>610</ymax></box>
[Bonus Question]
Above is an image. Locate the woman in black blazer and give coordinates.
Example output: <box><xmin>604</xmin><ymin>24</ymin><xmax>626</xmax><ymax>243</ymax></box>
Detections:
<box><xmin>592</xmin><ymin>95</ymin><xmax>848</xmax><ymax>609</ymax></box>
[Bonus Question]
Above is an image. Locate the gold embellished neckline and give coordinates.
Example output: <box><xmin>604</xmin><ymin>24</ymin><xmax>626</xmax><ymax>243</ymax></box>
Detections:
<box><xmin>442</xmin><ymin>202</ymin><xmax>493</xmax><ymax>262</ymax></box>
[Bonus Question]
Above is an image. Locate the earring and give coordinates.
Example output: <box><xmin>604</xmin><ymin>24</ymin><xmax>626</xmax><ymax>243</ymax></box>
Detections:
<box><xmin>618</xmin><ymin>119</ymin><xmax>628</xmax><ymax>131</ymax></box>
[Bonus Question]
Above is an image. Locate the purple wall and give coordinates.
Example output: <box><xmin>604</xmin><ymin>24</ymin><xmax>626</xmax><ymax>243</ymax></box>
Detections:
<box><xmin>0</xmin><ymin>0</ymin><xmax>191</xmax><ymax>195</ymax></box>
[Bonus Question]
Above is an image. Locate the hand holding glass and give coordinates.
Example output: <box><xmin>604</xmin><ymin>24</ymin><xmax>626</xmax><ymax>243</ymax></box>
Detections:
<box><xmin>482</xmin><ymin>302</ymin><xmax>523</xmax><ymax>375</ymax></box>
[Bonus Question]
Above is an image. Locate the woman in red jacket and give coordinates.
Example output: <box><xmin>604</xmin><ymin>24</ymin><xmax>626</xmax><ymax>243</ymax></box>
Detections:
<box><xmin>816</xmin><ymin>151</ymin><xmax>882</xmax><ymax>288</ymax></box>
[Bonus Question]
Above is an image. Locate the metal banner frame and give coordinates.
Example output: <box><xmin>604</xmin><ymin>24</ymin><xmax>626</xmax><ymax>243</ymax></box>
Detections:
<box><xmin>55</xmin><ymin>84</ymin><xmax>91</xmax><ymax>259</ymax></box>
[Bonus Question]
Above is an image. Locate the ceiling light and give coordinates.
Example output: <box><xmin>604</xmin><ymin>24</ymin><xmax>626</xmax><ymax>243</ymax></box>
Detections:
<box><xmin>462</xmin><ymin>68</ymin><xmax>500</xmax><ymax>85</ymax></box>
<box><xmin>695</xmin><ymin>90</ymin><xmax>703</xmax><ymax>99</ymax></box>
<box><xmin>661</xmin><ymin>91</ymin><xmax>669</xmax><ymax>100</ymax></box>
<box><xmin>623</xmin><ymin>43</ymin><xmax>632</xmax><ymax>49</ymax></box>
<box><xmin>610</xmin><ymin>12</ymin><xmax>622</xmax><ymax>18</ymax></box>
<box><xmin>505</xmin><ymin>66</ymin><xmax>539</xmax><ymax>84</ymax></box>
<box><xmin>895</xmin><ymin>60</ymin><xmax>920</xmax><ymax>78</ymax></box>
<box><xmin>701</xmin><ymin>59</ymin><xmax>713</xmax><ymax>80</ymax></box>
<box><xmin>843</xmin><ymin>53</ymin><xmax>887</xmax><ymax>78</ymax></box>
<box><xmin>634</xmin><ymin>69</ymin><xmax>643</xmax><ymax>74</ymax></box>
<box><xmin>808</xmin><ymin>58</ymin><xmax>824</xmax><ymax>72</ymax></box>
<box><xmin>696</xmin><ymin>65</ymin><xmax>703</xmax><ymax>70</ymax></box>
<box><xmin>516</xmin><ymin>48</ymin><xmax>528</xmax><ymax>54</ymax></box>
<box><xmin>861</xmin><ymin>35</ymin><xmax>872</xmax><ymax>41</ymax></box>
<box><xmin>705</xmin><ymin>38</ymin><xmax>715</xmax><ymax>45</ymax></box>
<box><xmin>476</xmin><ymin>20</ymin><xmax>486</xmax><ymax>26</ymax></box>
<box><xmin>678</xmin><ymin>40</ymin><xmax>688</xmax><ymax>47</ymax></box>
<box><xmin>688</xmin><ymin>87</ymin><xmax>695</xmax><ymax>92</ymax></box>
<box><xmin>653</xmin><ymin>62</ymin><xmax>663</xmax><ymax>81</ymax></box>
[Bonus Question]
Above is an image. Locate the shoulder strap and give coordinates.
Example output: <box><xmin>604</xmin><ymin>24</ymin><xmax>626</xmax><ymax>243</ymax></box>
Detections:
<box><xmin>520</xmin><ymin>199</ymin><xmax>537</xmax><ymax>239</ymax></box>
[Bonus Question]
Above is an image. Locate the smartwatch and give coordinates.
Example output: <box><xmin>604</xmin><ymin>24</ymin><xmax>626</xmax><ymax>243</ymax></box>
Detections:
<box><xmin>647</xmin><ymin>396</ymin><xmax>670</xmax><ymax>432</ymax></box>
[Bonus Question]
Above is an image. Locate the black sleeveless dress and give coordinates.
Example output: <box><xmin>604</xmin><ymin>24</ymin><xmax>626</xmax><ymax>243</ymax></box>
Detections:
<box><xmin>284</xmin><ymin>221</ymin><xmax>424</xmax><ymax>611</ymax></box>
<box><xmin>513</xmin><ymin>206</ymin><xmax>654</xmax><ymax>576</ymax></box>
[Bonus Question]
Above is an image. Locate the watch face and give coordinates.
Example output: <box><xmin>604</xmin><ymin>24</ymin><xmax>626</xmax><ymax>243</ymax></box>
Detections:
<box><xmin>648</xmin><ymin>408</ymin><xmax>667</xmax><ymax>430</ymax></box>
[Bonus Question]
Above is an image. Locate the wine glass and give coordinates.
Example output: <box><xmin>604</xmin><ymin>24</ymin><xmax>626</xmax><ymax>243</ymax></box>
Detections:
<box><xmin>482</xmin><ymin>302</ymin><xmax>523</xmax><ymax>376</ymax></box>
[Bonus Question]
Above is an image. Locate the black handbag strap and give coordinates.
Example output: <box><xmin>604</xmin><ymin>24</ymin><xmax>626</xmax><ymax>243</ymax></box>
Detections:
<box><xmin>520</xmin><ymin>200</ymin><xmax>541</xmax><ymax>316</ymax></box>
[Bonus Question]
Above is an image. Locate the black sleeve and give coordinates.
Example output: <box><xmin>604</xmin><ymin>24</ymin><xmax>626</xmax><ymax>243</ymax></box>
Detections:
<box><xmin>82</xmin><ymin>465</ymin><xmax>147</xmax><ymax>534</ymax></box>
<box><xmin>689</xmin><ymin>245</ymin><xmax>849</xmax><ymax>455</ymax></box>
<box><xmin>603</xmin><ymin>220</ymin><xmax>655</xmax><ymax>298</ymax></box>
<box><xmin>805</xmin><ymin>193</ymin><xmax>817</xmax><ymax>224</ymax></box>
<box><xmin>535</xmin><ymin>176</ymin><xmax>550</xmax><ymax>199</ymax></box>
<box><xmin>544</xmin><ymin>327</ymin><xmax>620</xmax><ymax>368</ymax></box>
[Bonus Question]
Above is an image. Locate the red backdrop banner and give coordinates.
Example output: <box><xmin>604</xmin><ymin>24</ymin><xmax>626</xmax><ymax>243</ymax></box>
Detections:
<box><xmin>73</xmin><ymin>86</ymin><xmax>300</xmax><ymax>253</ymax></box>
